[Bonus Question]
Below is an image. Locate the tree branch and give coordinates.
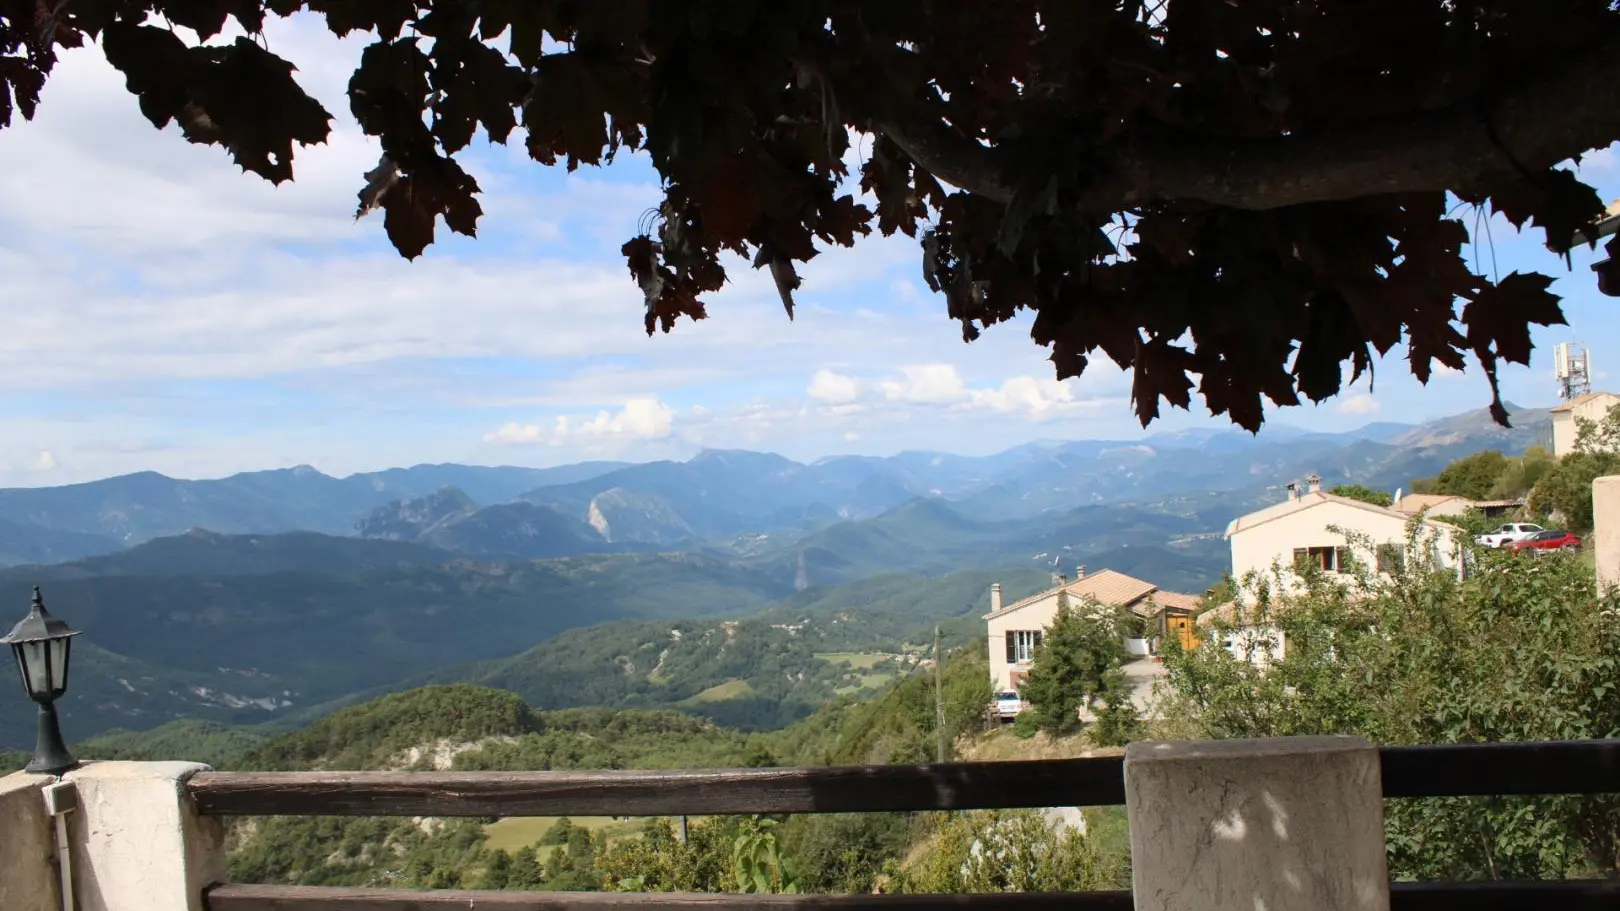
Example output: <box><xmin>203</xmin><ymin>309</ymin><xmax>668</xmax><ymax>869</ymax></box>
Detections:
<box><xmin>877</xmin><ymin>33</ymin><xmax>1620</xmax><ymax>211</ymax></box>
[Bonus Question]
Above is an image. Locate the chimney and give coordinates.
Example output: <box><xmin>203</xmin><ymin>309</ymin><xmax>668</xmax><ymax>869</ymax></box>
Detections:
<box><xmin>990</xmin><ymin>583</ymin><xmax>1003</xmax><ymax>614</ymax></box>
<box><xmin>1075</xmin><ymin>565</ymin><xmax>1086</xmax><ymax>580</ymax></box>
<box><xmin>1286</xmin><ymin>481</ymin><xmax>1299</xmax><ymax>501</ymax></box>
<box><xmin>1307</xmin><ymin>473</ymin><xmax>1322</xmax><ymax>494</ymax></box>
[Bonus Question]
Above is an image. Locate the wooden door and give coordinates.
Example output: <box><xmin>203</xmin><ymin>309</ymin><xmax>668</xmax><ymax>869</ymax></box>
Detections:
<box><xmin>1165</xmin><ymin>614</ymin><xmax>1199</xmax><ymax>651</ymax></box>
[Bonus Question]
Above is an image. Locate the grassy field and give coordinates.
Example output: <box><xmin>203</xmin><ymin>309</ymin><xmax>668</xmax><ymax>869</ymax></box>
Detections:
<box><xmin>679</xmin><ymin>679</ymin><xmax>755</xmax><ymax>704</ymax></box>
<box><xmin>818</xmin><ymin>652</ymin><xmax>890</xmax><ymax>669</ymax></box>
<box><xmin>483</xmin><ymin>816</ymin><xmax>644</xmax><ymax>853</ymax></box>
<box><xmin>820</xmin><ymin>652</ymin><xmax>906</xmax><ymax>694</ymax></box>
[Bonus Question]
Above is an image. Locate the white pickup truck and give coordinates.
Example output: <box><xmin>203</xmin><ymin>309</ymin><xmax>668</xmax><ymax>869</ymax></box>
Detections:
<box><xmin>1475</xmin><ymin>522</ymin><xmax>1545</xmax><ymax>548</ymax></box>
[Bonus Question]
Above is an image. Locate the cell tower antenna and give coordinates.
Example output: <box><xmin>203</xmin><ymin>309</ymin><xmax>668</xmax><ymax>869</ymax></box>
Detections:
<box><xmin>1554</xmin><ymin>342</ymin><xmax>1593</xmax><ymax>402</ymax></box>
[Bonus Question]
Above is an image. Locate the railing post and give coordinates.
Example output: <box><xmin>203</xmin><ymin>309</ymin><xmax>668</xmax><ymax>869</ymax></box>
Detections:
<box><xmin>1594</xmin><ymin>475</ymin><xmax>1620</xmax><ymax>594</ymax></box>
<box><xmin>0</xmin><ymin>771</ymin><xmax>60</xmax><ymax>911</ymax></box>
<box><xmin>1125</xmin><ymin>736</ymin><xmax>1389</xmax><ymax>911</ymax></box>
<box><xmin>63</xmin><ymin>762</ymin><xmax>227</xmax><ymax>911</ymax></box>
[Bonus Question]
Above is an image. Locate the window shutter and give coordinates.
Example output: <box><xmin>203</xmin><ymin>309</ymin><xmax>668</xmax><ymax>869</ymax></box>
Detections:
<box><xmin>1292</xmin><ymin>547</ymin><xmax>1308</xmax><ymax>570</ymax></box>
<box><xmin>1335</xmin><ymin>547</ymin><xmax>1351</xmax><ymax>571</ymax></box>
<box><xmin>1006</xmin><ymin>635</ymin><xmax>1016</xmax><ymax>664</ymax></box>
<box><xmin>1033</xmin><ymin>631</ymin><xmax>1043</xmax><ymax>652</ymax></box>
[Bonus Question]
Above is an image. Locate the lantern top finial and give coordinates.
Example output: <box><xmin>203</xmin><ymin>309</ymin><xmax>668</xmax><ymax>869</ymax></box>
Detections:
<box><xmin>2</xmin><ymin>587</ymin><xmax>78</xmax><ymax>645</ymax></box>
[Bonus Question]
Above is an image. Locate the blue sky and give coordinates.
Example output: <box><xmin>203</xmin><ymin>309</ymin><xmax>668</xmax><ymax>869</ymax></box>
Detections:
<box><xmin>1</xmin><ymin>18</ymin><xmax>1617</xmax><ymax>487</ymax></box>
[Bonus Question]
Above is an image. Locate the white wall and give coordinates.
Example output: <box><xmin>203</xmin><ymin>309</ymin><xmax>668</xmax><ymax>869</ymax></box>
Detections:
<box><xmin>1596</xmin><ymin>475</ymin><xmax>1620</xmax><ymax>594</ymax></box>
<box><xmin>0</xmin><ymin>772</ymin><xmax>58</xmax><ymax>911</ymax></box>
<box><xmin>1552</xmin><ymin>393</ymin><xmax>1620</xmax><ymax>457</ymax></box>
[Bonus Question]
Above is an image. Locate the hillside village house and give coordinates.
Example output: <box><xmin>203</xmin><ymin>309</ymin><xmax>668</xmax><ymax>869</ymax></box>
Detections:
<box><xmin>1393</xmin><ymin>492</ymin><xmax>1522</xmax><ymax>520</ymax></box>
<box><xmin>984</xmin><ymin>568</ymin><xmax>1198</xmax><ymax>693</ymax></box>
<box><xmin>1551</xmin><ymin>390</ymin><xmax>1620</xmax><ymax>457</ymax></box>
<box><xmin>1202</xmin><ymin>474</ymin><xmax>1465</xmax><ymax>665</ymax></box>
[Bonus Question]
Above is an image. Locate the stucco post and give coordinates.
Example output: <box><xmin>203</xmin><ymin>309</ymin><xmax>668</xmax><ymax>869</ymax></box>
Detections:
<box><xmin>62</xmin><ymin>762</ymin><xmax>226</xmax><ymax>911</ymax></box>
<box><xmin>0</xmin><ymin>771</ymin><xmax>60</xmax><ymax>911</ymax></box>
<box><xmin>1125</xmin><ymin>736</ymin><xmax>1389</xmax><ymax>911</ymax></box>
<box><xmin>1594</xmin><ymin>476</ymin><xmax>1620</xmax><ymax>594</ymax></box>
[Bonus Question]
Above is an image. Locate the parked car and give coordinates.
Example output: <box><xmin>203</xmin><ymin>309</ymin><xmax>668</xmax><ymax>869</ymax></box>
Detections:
<box><xmin>1475</xmin><ymin>522</ymin><xmax>1545</xmax><ymax>548</ymax></box>
<box><xmin>991</xmin><ymin>691</ymin><xmax>1029</xmax><ymax>721</ymax></box>
<box><xmin>1508</xmin><ymin>530</ymin><xmax>1582</xmax><ymax>555</ymax></box>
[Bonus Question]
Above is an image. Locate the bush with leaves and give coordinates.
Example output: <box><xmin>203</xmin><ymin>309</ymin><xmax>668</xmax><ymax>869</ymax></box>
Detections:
<box><xmin>1329</xmin><ymin>484</ymin><xmax>1394</xmax><ymax>507</ymax></box>
<box><xmin>889</xmin><ymin>810</ymin><xmax>1128</xmax><ymax>894</ymax></box>
<box><xmin>1164</xmin><ymin>541</ymin><xmax>1620</xmax><ymax>879</ymax></box>
<box><xmin>779</xmin><ymin>813</ymin><xmax>913</xmax><ymax>894</ymax></box>
<box><xmin>598</xmin><ymin>817</ymin><xmax>732</xmax><ymax>893</ymax></box>
<box><xmin>1018</xmin><ymin>599</ymin><xmax>1128</xmax><ymax>735</ymax></box>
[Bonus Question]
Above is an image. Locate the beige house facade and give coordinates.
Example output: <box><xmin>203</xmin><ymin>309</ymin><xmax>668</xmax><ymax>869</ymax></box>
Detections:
<box><xmin>1551</xmin><ymin>391</ymin><xmax>1620</xmax><ymax>457</ymax></box>
<box><xmin>1226</xmin><ymin>479</ymin><xmax>1463</xmax><ymax>601</ymax></box>
<box><xmin>984</xmin><ymin>568</ymin><xmax>1197</xmax><ymax>693</ymax></box>
<box><xmin>1208</xmin><ymin>476</ymin><xmax>1464</xmax><ymax>666</ymax></box>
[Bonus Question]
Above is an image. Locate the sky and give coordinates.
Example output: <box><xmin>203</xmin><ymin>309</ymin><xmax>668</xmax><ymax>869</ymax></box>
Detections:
<box><xmin>1</xmin><ymin>18</ymin><xmax>1618</xmax><ymax>487</ymax></box>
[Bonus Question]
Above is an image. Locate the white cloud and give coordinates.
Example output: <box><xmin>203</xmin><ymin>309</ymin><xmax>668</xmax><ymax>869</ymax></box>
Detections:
<box><xmin>880</xmin><ymin>364</ymin><xmax>969</xmax><ymax>404</ymax></box>
<box><xmin>807</xmin><ymin>369</ymin><xmax>861</xmax><ymax>405</ymax></box>
<box><xmin>32</xmin><ymin>450</ymin><xmax>58</xmax><ymax>471</ymax></box>
<box><xmin>485</xmin><ymin>397</ymin><xmax>674</xmax><ymax>446</ymax></box>
<box><xmin>1337</xmin><ymin>393</ymin><xmax>1382</xmax><ymax>415</ymax></box>
<box><xmin>970</xmin><ymin>376</ymin><xmax>1077</xmax><ymax>419</ymax></box>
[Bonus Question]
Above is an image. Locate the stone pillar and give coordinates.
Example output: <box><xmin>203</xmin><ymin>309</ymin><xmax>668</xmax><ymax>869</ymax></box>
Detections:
<box><xmin>0</xmin><ymin>771</ymin><xmax>60</xmax><ymax>911</ymax></box>
<box><xmin>1125</xmin><ymin>736</ymin><xmax>1389</xmax><ymax>911</ymax></box>
<box><xmin>63</xmin><ymin>762</ymin><xmax>226</xmax><ymax>911</ymax></box>
<box><xmin>1594</xmin><ymin>476</ymin><xmax>1620</xmax><ymax>594</ymax></box>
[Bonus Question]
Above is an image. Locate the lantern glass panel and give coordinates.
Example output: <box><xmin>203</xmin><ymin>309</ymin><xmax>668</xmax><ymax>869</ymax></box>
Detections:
<box><xmin>19</xmin><ymin>640</ymin><xmax>49</xmax><ymax>697</ymax></box>
<box><xmin>49</xmin><ymin>637</ymin><xmax>70</xmax><ymax>695</ymax></box>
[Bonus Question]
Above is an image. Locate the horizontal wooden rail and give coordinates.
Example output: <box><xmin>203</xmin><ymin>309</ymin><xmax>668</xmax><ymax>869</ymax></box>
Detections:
<box><xmin>204</xmin><ymin>887</ymin><xmax>1131</xmax><ymax>910</ymax></box>
<box><xmin>1380</xmin><ymin>740</ymin><xmax>1620</xmax><ymax>798</ymax></box>
<box><xmin>187</xmin><ymin>740</ymin><xmax>1620</xmax><ymax>818</ymax></box>
<box><xmin>204</xmin><ymin>881</ymin><xmax>1620</xmax><ymax>911</ymax></box>
<box><xmin>187</xmin><ymin>758</ymin><xmax>1128</xmax><ymax>818</ymax></box>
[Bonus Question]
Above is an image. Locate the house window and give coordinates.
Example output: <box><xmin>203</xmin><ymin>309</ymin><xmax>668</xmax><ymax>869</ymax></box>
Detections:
<box><xmin>1376</xmin><ymin>544</ymin><xmax>1404</xmax><ymax>574</ymax></box>
<box><xmin>1005</xmin><ymin>630</ymin><xmax>1042</xmax><ymax>664</ymax></box>
<box><xmin>1292</xmin><ymin>546</ymin><xmax>1350</xmax><ymax>573</ymax></box>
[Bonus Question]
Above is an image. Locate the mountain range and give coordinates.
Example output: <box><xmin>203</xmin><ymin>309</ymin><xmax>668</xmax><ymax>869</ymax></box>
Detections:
<box><xmin>0</xmin><ymin>403</ymin><xmax>1553</xmax><ymax>747</ymax></box>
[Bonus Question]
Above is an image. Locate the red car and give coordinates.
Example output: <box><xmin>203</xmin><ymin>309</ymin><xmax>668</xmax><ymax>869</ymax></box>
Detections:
<box><xmin>1508</xmin><ymin>530</ymin><xmax>1582</xmax><ymax>554</ymax></box>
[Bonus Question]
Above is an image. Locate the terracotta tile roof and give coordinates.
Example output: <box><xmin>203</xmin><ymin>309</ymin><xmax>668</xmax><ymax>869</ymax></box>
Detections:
<box><xmin>1225</xmin><ymin>490</ymin><xmax>1462</xmax><ymax>537</ymax></box>
<box><xmin>1392</xmin><ymin>493</ymin><xmax>1470</xmax><ymax>515</ymax></box>
<box><xmin>1195</xmin><ymin>599</ymin><xmax>1241</xmax><ymax>627</ymax></box>
<box><xmin>987</xmin><ymin>569</ymin><xmax>1164</xmax><ymax>619</ymax></box>
<box><xmin>1149</xmin><ymin>590</ymin><xmax>1202</xmax><ymax>613</ymax></box>
<box><xmin>1549</xmin><ymin>391</ymin><xmax>1619</xmax><ymax>413</ymax></box>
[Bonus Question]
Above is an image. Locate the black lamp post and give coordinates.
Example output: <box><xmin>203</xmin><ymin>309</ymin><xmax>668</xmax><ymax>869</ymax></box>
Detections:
<box><xmin>3</xmin><ymin>587</ymin><xmax>80</xmax><ymax>774</ymax></box>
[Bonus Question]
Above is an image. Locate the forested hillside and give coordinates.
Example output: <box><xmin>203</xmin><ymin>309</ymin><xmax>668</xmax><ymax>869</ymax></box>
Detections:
<box><xmin>412</xmin><ymin>569</ymin><xmax>1054</xmax><ymax>730</ymax></box>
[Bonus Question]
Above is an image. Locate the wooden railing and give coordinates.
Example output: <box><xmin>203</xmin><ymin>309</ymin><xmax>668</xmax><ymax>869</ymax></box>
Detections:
<box><xmin>193</xmin><ymin>741</ymin><xmax>1620</xmax><ymax>911</ymax></box>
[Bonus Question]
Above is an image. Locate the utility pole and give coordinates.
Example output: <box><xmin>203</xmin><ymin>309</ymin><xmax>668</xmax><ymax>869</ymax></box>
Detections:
<box><xmin>934</xmin><ymin>625</ymin><xmax>947</xmax><ymax>764</ymax></box>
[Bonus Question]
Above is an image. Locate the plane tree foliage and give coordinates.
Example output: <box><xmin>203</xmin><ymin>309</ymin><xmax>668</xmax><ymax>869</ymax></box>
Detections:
<box><xmin>5</xmin><ymin>1</ymin><xmax>1620</xmax><ymax>428</ymax></box>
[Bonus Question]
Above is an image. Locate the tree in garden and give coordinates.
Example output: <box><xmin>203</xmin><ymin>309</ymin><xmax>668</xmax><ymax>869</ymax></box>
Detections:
<box><xmin>5</xmin><ymin>2</ymin><xmax>1620</xmax><ymax>428</ymax></box>
<box><xmin>1487</xmin><ymin>446</ymin><xmax>1557</xmax><ymax>500</ymax></box>
<box><xmin>1432</xmin><ymin>450</ymin><xmax>1510</xmax><ymax>501</ymax></box>
<box><xmin>1164</xmin><ymin>546</ymin><xmax>1620</xmax><ymax>879</ymax></box>
<box><xmin>1018</xmin><ymin>600</ymin><xmax>1127</xmax><ymax>734</ymax></box>
<box><xmin>1329</xmin><ymin>484</ymin><xmax>1393</xmax><ymax>507</ymax></box>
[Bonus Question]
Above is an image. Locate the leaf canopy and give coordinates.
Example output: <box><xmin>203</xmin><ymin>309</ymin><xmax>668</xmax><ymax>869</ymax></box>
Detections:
<box><xmin>5</xmin><ymin>0</ymin><xmax>1620</xmax><ymax>428</ymax></box>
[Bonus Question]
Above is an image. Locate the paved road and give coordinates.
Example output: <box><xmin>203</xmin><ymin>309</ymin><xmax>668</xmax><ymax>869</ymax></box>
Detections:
<box><xmin>1077</xmin><ymin>657</ymin><xmax>1168</xmax><ymax>723</ymax></box>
